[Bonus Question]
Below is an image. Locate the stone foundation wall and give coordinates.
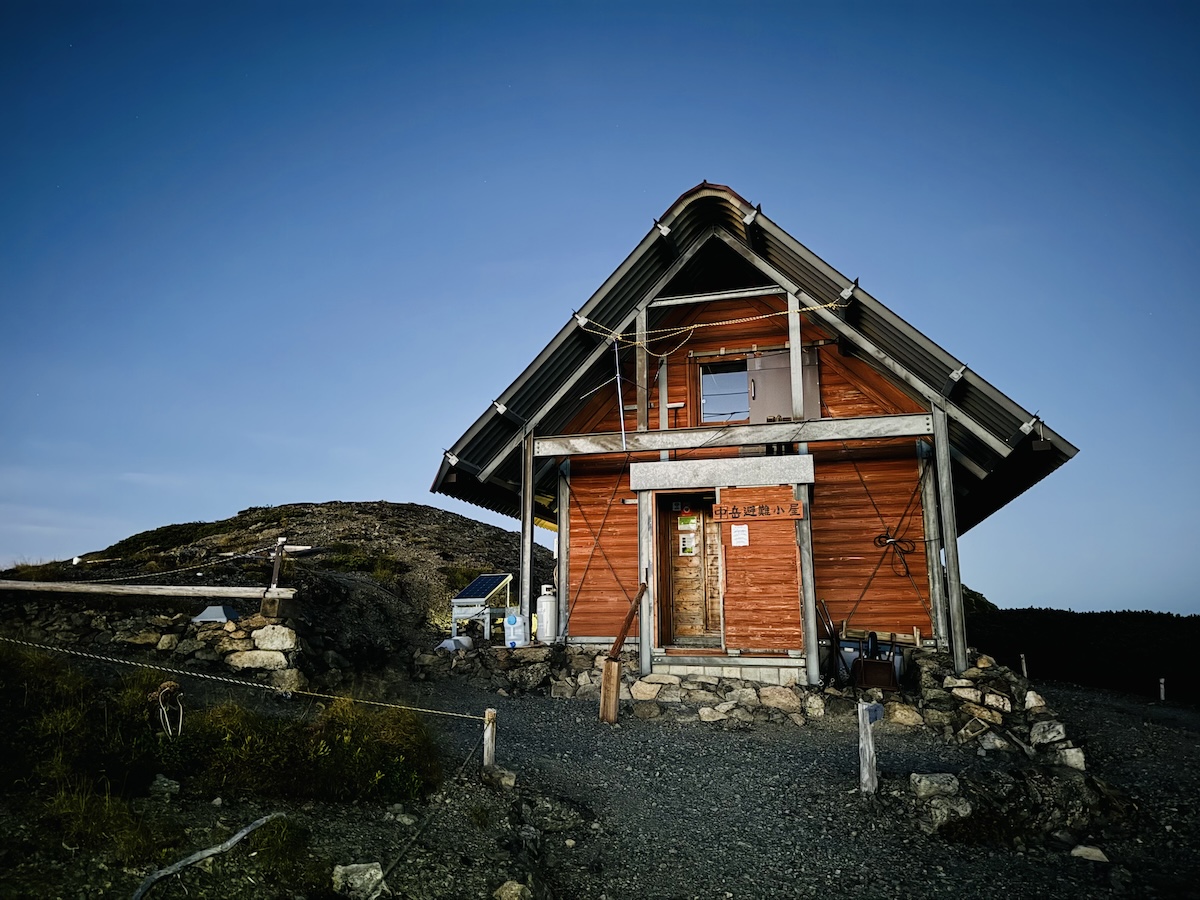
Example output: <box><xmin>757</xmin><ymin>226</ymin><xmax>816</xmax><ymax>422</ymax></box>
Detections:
<box><xmin>413</xmin><ymin>642</ymin><xmax>1084</xmax><ymax>767</ymax></box>
<box><xmin>0</xmin><ymin>599</ymin><xmax>312</xmax><ymax>692</ymax></box>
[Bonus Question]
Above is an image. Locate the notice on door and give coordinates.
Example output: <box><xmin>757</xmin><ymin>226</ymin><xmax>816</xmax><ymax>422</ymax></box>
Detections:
<box><xmin>731</xmin><ymin>523</ymin><xmax>749</xmax><ymax>547</ymax></box>
<box><xmin>677</xmin><ymin>515</ymin><xmax>698</xmax><ymax>532</ymax></box>
<box><xmin>679</xmin><ymin>533</ymin><xmax>697</xmax><ymax>556</ymax></box>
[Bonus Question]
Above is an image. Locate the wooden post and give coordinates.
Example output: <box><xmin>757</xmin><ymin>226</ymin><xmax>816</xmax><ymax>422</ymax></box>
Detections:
<box><xmin>483</xmin><ymin>708</ymin><xmax>497</xmax><ymax>768</ymax></box>
<box><xmin>269</xmin><ymin>537</ymin><xmax>287</xmax><ymax>590</ymax></box>
<box><xmin>1160</xmin><ymin>678</ymin><xmax>1166</xmax><ymax>702</ymax></box>
<box><xmin>599</xmin><ymin>583</ymin><xmax>648</xmax><ymax>724</ymax></box>
<box><xmin>599</xmin><ymin>659</ymin><xmax>622</xmax><ymax>725</ymax></box>
<box><xmin>1020</xmin><ymin>653</ymin><xmax>1028</xmax><ymax>678</ymax></box>
<box><xmin>932</xmin><ymin>402</ymin><xmax>969</xmax><ymax>673</ymax></box>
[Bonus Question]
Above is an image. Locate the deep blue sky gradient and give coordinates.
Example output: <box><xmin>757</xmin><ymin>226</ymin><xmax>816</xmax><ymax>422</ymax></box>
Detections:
<box><xmin>3</xmin><ymin>1</ymin><xmax>1198</xmax><ymax>614</ymax></box>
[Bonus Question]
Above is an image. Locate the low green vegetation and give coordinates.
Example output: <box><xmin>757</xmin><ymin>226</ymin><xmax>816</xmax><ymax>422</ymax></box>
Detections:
<box><xmin>0</xmin><ymin>645</ymin><xmax>441</xmax><ymax>889</ymax></box>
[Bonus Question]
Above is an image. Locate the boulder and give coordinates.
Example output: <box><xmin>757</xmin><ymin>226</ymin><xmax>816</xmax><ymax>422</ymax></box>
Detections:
<box><xmin>911</xmin><ymin>773</ymin><xmax>960</xmax><ymax>799</ymax></box>
<box><xmin>253</xmin><ymin>624</ymin><xmax>299</xmax><ymax>651</ymax></box>
<box><xmin>643</xmin><ymin>673</ymin><xmax>681</xmax><ymax>685</ymax></box>
<box><xmin>225</xmin><ymin>650</ymin><xmax>289</xmax><ymax>671</ymax></box>
<box><xmin>758</xmin><ymin>685</ymin><xmax>803</xmax><ymax>713</ymax></box>
<box><xmin>698</xmin><ymin>707</ymin><xmax>728</xmax><ymax>723</ymax></box>
<box><xmin>884</xmin><ymin>702</ymin><xmax>924</xmax><ymax>727</ymax></box>
<box><xmin>507</xmin><ymin>661</ymin><xmax>551</xmax><ymax>692</ymax></box>
<box><xmin>725</xmin><ymin>687</ymin><xmax>759</xmax><ymax>707</ymax></box>
<box><xmin>332</xmin><ymin>862</ymin><xmax>391</xmax><ymax>899</ymax></box>
<box><xmin>632</xmin><ymin>700</ymin><xmax>661</xmax><ymax>719</ymax></box>
<box><xmin>156</xmin><ymin>634</ymin><xmax>179</xmax><ymax>652</ymax></box>
<box><xmin>493</xmin><ymin>882</ymin><xmax>532</xmax><ymax>900</ymax></box>
<box><xmin>630</xmin><ymin>680</ymin><xmax>662</xmax><ymax>701</ymax></box>
<box><xmin>1030</xmin><ymin>720</ymin><xmax>1068</xmax><ymax>746</ymax></box>
<box><xmin>803</xmin><ymin>693</ymin><xmax>826</xmax><ymax>719</ymax></box>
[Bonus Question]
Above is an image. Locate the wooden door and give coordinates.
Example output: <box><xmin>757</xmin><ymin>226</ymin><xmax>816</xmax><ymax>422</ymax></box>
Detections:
<box><xmin>659</xmin><ymin>494</ymin><xmax>722</xmax><ymax>648</ymax></box>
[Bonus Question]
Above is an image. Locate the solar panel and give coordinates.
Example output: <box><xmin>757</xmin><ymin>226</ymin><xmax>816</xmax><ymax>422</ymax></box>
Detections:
<box><xmin>453</xmin><ymin>573</ymin><xmax>513</xmax><ymax>602</ymax></box>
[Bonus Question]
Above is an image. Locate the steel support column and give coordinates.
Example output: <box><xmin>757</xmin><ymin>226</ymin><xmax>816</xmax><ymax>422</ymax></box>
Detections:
<box><xmin>557</xmin><ymin>462</ymin><xmax>571</xmax><ymax>639</ymax></box>
<box><xmin>519</xmin><ymin>431</ymin><xmax>535</xmax><ymax>619</ymax></box>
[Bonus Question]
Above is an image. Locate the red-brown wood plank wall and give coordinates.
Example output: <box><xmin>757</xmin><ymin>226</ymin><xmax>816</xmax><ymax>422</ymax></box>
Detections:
<box><xmin>719</xmin><ymin>486</ymin><xmax>803</xmax><ymax>650</ymax></box>
<box><xmin>566</xmin><ymin>456</ymin><xmax>641</xmax><ymax>637</ymax></box>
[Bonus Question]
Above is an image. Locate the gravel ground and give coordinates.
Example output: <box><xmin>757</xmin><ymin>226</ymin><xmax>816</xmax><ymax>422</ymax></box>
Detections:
<box><xmin>381</xmin><ymin>677</ymin><xmax>1200</xmax><ymax>900</ymax></box>
<box><xmin>3</xmin><ymin>678</ymin><xmax>1197</xmax><ymax>900</ymax></box>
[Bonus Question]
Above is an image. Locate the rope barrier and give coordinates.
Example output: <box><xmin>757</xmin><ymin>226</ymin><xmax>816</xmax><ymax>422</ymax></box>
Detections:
<box><xmin>0</xmin><ymin>635</ymin><xmax>486</xmax><ymax>722</ymax></box>
<box><xmin>66</xmin><ymin>545</ymin><xmax>281</xmax><ymax>584</ymax></box>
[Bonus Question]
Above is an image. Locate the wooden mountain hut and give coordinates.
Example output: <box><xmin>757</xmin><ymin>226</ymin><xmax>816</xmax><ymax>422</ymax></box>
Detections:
<box><xmin>431</xmin><ymin>183</ymin><xmax>1077</xmax><ymax>681</ymax></box>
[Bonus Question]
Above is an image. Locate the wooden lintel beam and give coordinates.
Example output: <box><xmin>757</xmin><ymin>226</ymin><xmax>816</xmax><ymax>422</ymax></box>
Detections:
<box><xmin>0</xmin><ymin>581</ymin><xmax>296</xmax><ymax>600</ymax></box>
<box><xmin>534</xmin><ymin>414</ymin><xmax>932</xmax><ymax>457</ymax></box>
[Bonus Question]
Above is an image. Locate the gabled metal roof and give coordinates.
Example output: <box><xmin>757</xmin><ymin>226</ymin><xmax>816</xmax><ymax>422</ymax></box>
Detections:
<box><xmin>431</xmin><ymin>183</ymin><xmax>1078</xmax><ymax>534</ymax></box>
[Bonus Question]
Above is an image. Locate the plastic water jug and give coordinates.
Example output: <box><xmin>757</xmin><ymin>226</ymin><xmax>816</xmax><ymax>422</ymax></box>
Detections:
<box><xmin>504</xmin><ymin>613</ymin><xmax>530</xmax><ymax>648</ymax></box>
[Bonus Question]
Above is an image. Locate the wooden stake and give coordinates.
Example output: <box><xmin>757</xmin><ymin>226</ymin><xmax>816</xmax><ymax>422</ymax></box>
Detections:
<box><xmin>599</xmin><ymin>659</ymin><xmax>622</xmax><ymax>725</ymax></box>
<box><xmin>598</xmin><ymin>584</ymin><xmax>648</xmax><ymax>724</ymax></box>
<box><xmin>483</xmin><ymin>708</ymin><xmax>497</xmax><ymax>768</ymax></box>
<box><xmin>1020</xmin><ymin>653</ymin><xmax>1027</xmax><ymax>678</ymax></box>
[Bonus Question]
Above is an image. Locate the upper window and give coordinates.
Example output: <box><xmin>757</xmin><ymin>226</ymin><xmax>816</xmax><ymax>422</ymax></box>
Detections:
<box><xmin>700</xmin><ymin>361</ymin><xmax>749</xmax><ymax>423</ymax></box>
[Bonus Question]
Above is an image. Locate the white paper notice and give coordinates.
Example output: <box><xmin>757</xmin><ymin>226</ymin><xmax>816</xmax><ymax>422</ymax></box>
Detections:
<box><xmin>731</xmin><ymin>524</ymin><xmax>749</xmax><ymax>547</ymax></box>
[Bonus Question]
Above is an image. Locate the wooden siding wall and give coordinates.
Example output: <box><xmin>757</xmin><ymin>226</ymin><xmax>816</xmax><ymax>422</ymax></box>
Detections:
<box><xmin>811</xmin><ymin>456</ymin><xmax>931</xmax><ymax>637</ymax></box>
<box><xmin>719</xmin><ymin>486</ymin><xmax>803</xmax><ymax>650</ymax></box>
<box><xmin>561</xmin><ymin>296</ymin><xmax>934</xmax><ymax>645</ymax></box>
<box><xmin>566</xmin><ymin>456</ymin><xmax>641</xmax><ymax>637</ymax></box>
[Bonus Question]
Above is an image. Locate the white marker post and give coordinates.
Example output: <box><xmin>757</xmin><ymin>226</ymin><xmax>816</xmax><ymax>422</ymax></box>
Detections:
<box><xmin>483</xmin><ymin>708</ymin><xmax>497</xmax><ymax>768</ymax></box>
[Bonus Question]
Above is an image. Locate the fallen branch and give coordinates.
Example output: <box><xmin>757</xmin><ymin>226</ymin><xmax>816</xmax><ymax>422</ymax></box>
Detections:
<box><xmin>131</xmin><ymin>812</ymin><xmax>285</xmax><ymax>900</ymax></box>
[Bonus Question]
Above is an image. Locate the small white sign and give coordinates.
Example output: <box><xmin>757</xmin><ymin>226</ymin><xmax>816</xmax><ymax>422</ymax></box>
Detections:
<box><xmin>731</xmin><ymin>524</ymin><xmax>749</xmax><ymax>547</ymax></box>
<box><xmin>679</xmin><ymin>534</ymin><xmax>697</xmax><ymax>556</ymax></box>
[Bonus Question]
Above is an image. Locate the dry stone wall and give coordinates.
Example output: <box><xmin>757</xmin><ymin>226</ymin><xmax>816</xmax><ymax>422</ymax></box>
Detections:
<box><xmin>0</xmin><ymin>599</ymin><xmax>314</xmax><ymax>692</ymax></box>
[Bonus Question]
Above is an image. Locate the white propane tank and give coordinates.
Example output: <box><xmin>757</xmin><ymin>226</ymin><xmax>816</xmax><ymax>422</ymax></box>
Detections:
<box><xmin>504</xmin><ymin>612</ymin><xmax>530</xmax><ymax>648</ymax></box>
<box><xmin>536</xmin><ymin>585</ymin><xmax>557</xmax><ymax>644</ymax></box>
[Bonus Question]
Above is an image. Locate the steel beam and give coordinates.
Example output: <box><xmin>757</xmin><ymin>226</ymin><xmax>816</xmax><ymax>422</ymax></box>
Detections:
<box><xmin>519</xmin><ymin>431</ymin><xmax>535</xmax><ymax>619</ymax></box>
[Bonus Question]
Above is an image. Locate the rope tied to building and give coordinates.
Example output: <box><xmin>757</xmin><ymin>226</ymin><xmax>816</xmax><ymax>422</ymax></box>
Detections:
<box><xmin>0</xmin><ymin>635</ymin><xmax>486</xmax><ymax>722</ymax></box>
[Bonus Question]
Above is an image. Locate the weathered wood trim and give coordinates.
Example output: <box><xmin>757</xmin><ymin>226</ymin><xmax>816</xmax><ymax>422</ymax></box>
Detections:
<box><xmin>536</xmin><ymin>414</ymin><xmax>932</xmax><ymax>457</ymax></box>
<box><xmin>557</xmin><ymin>462</ymin><xmax>571</xmax><ymax>637</ymax></box>
<box><xmin>637</xmin><ymin>491</ymin><xmax>654</xmax><ymax>675</ymax></box>
<box><xmin>636</xmin><ymin>308</ymin><xmax>649</xmax><ymax>432</ymax></box>
<box><xmin>630</xmin><ymin>456</ymin><xmax>814</xmax><ymax>491</ymax></box>
<box><xmin>0</xmin><ymin>581</ymin><xmax>296</xmax><ymax>600</ymax></box>
<box><xmin>650</xmin><ymin>285</ymin><xmax>785</xmax><ymax>308</ymax></box>
<box><xmin>796</xmin><ymin>482</ymin><xmax>820</xmax><ymax>686</ymax></box>
<box><xmin>933</xmin><ymin>403</ymin><xmax>968</xmax><ymax>672</ymax></box>
<box><xmin>918</xmin><ymin>444</ymin><xmax>949</xmax><ymax>650</ymax></box>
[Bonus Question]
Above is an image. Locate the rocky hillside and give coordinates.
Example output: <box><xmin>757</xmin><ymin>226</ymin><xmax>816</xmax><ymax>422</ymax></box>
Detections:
<box><xmin>2</xmin><ymin>501</ymin><xmax>554</xmax><ymax>664</ymax></box>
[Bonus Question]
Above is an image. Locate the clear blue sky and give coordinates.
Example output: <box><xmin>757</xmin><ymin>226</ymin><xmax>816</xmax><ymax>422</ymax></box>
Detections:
<box><xmin>3</xmin><ymin>1</ymin><xmax>1197</xmax><ymax>615</ymax></box>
